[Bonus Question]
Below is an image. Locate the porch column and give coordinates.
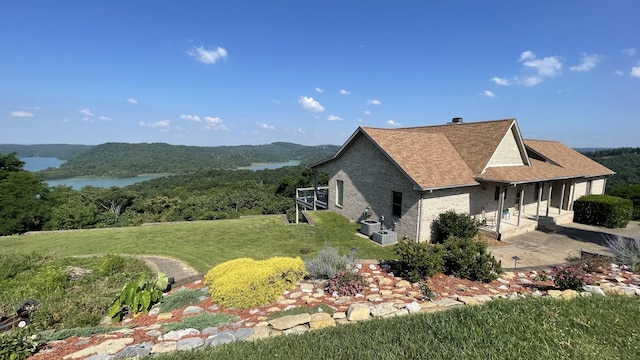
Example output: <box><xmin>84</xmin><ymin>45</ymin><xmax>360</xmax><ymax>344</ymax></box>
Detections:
<box><xmin>545</xmin><ymin>183</ymin><xmax>552</xmax><ymax>217</ymax></box>
<box><xmin>559</xmin><ymin>182</ymin><xmax>566</xmax><ymax>214</ymax></box>
<box><xmin>535</xmin><ymin>182</ymin><xmax>543</xmax><ymax>221</ymax></box>
<box><xmin>569</xmin><ymin>181</ymin><xmax>576</xmax><ymax>211</ymax></box>
<box><xmin>496</xmin><ymin>186</ymin><xmax>505</xmax><ymax>238</ymax></box>
<box><xmin>295</xmin><ymin>188</ymin><xmax>300</xmax><ymax>224</ymax></box>
<box><xmin>517</xmin><ymin>187</ymin><xmax>524</xmax><ymax>226</ymax></box>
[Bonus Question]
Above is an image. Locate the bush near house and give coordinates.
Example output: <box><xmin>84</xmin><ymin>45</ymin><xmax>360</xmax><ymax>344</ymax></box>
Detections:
<box><xmin>204</xmin><ymin>257</ymin><xmax>307</xmax><ymax>308</ymax></box>
<box><xmin>394</xmin><ymin>241</ymin><xmax>445</xmax><ymax>282</ymax></box>
<box><xmin>433</xmin><ymin>210</ymin><xmax>481</xmax><ymax>243</ymax></box>
<box><xmin>573</xmin><ymin>194</ymin><xmax>633</xmax><ymax>228</ymax></box>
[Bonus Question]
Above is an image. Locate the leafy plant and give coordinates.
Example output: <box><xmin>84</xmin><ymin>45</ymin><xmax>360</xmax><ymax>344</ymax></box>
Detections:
<box><xmin>605</xmin><ymin>234</ymin><xmax>640</xmax><ymax>272</ymax></box>
<box><xmin>0</xmin><ymin>329</ymin><xmax>39</xmax><ymax>360</ymax></box>
<box><xmin>162</xmin><ymin>313</ymin><xmax>237</xmax><ymax>332</ymax></box>
<box><xmin>108</xmin><ymin>272</ymin><xmax>169</xmax><ymax>322</ymax></box>
<box><xmin>160</xmin><ymin>289</ymin><xmax>204</xmax><ymax>313</ymax></box>
<box><xmin>442</xmin><ymin>236</ymin><xmax>502</xmax><ymax>282</ymax></box>
<box><xmin>533</xmin><ymin>273</ymin><xmax>549</xmax><ymax>282</ymax></box>
<box><xmin>305</xmin><ymin>244</ymin><xmax>351</xmax><ymax>280</ymax></box>
<box><xmin>419</xmin><ymin>282</ymin><xmax>436</xmax><ymax>301</ymax></box>
<box><xmin>433</xmin><ymin>210</ymin><xmax>480</xmax><ymax>243</ymax></box>
<box><xmin>550</xmin><ymin>266</ymin><xmax>591</xmax><ymax>291</ymax></box>
<box><xmin>394</xmin><ymin>240</ymin><xmax>445</xmax><ymax>282</ymax></box>
<box><xmin>326</xmin><ymin>270</ymin><xmax>368</xmax><ymax>296</ymax></box>
<box><xmin>565</xmin><ymin>254</ymin><xmax>611</xmax><ymax>274</ymax></box>
<box><xmin>266</xmin><ymin>304</ymin><xmax>335</xmax><ymax>321</ymax></box>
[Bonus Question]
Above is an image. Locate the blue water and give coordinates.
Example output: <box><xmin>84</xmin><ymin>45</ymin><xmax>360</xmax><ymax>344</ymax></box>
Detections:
<box><xmin>238</xmin><ymin>160</ymin><xmax>301</xmax><ymax>170</ymax></box>
<box><xmin>21</xmin><ymin>157</ymin><xmax>66</xmax><ymax>171</ymax></box>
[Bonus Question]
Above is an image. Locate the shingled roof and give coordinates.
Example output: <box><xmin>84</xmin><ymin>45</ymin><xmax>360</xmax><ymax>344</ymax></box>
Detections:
<box><xmin>313</xmin><ymin>119</ymin><xmax>614</xmax><ymax>190</ymax></box>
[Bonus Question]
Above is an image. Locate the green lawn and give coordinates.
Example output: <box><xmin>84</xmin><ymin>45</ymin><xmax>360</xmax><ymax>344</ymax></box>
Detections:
<box><xmin>156</xmin><ymin>296</ymin><xmax>640</xmax><ymax>360</ymax></box>
<box><xmin>0</xmin><ymin>212</ymin><xmax>396</xmax><ymax>273</ymax></box>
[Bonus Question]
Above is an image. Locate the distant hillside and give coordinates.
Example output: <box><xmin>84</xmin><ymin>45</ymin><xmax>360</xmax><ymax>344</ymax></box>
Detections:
<box><xmin>0</xmin><ymin>144</ymin><xmax>93</xmax><ymax>160</ymax></box>
<box><xmin>33</xmin><ymin>142</ymin><xmax>340</xmax><ymax>179</ymax></box>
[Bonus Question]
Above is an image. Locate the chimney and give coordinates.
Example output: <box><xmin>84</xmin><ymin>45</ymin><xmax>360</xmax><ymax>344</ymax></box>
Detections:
<box><xmin>449</xmin><ymin>117</ymin><xmax>463</xmax><ymax>124</ymax></box>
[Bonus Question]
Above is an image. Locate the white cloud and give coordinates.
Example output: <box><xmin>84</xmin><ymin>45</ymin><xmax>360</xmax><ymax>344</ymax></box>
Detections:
<box><xmin>298</xmin><ymin>96</ymin><xmax>325</xmax><ymax>112</ymax></box>
<box><xmin>516</xmin><ymin>76</ymin><xmax>544</xmax><ymax>87</ymax></box>
<box><xmin>570</xmin><ymin>53</ymin><xmax>603</xmax><ymax>72</ymax></box>
<box><xmin>79</xmin><ymin>109</ymin><xmax>94</xmax><ymax>117</ymax></box>
<box><xmin>99</xmin><ymin>116</ymin><xmax>112</xmax><ymax>121</ymax></box>
<box><xmin>84</xmin><ymin>118</ymin><xmax>95</xmax><ymax>124</ymax></box>
<box><xmin>180</xmin><ymin>114</ymin><xmax>201</xmax><ymax>122</ymax></box>
<box><xmin>482</xmin><ymin>90</ymin><xmax>496</xmax><ymax>98</ymax></box>
<box><xmin>387</xmin><ymin>120</ymin><xmax>401</xmax><ymax>127</ymax></box>
<box><xmin>127</xmin><ymin>98</ymin><xmax>138</xmax><ymax>104</ymax></box>
<box><xmin>631</xmin><ymin>64</ymin><xmax>640</xmax><ymax>78</ymax></box>
<box><xmin>490</xmin><ymin>77</ymin><xmax>510</xmax><ymax>86</ymax></box>
<box><xmin>315</xmin><ymin>87</ymin><xmax>324</xmax><ymax>93</ymax></box>
<box><xmin>257</xmin><ymin>122</ymin><xmax>275</xmax><ymax>130</ymax></box>
<box><xmin>139</xmin><ymin>120</ymin><xmax>170</xmax><ymax>128</ymax></box>
<box><xmin>357</xmin><ymin>118</ymin><xmax>363</xmax><ymax>123</ymax></box>
<box><xmin>363</xmin><ymin>110</ymin><xmax>371</xmax><ymax>115</ymax></box>
<box><xmin>518</xmin><ymin>51</ymin><xmax>562</xmax><ymax>77</ymax></box>
<box><xmin>203</xmin><ymin>116</ymin><xmax>229</xmax><ymax>131</ymax></box>
<box><xmin>622</xmin><ymin>48</ymin><xmax>637</xmax><ymax>56</ymax></box>
<box><xmin>339</xmin><ymin>89</ymin><xmax>351</xmax><ymax>95</ymax></box>
<box><xmin>367</xmin><ymin>99</ymin><xmax>381</xmax><ymax>105</ymax></box>
<box><xmin>272</xmin><ymin>100</ymin><xmax>281</xmax><ymax>104</ymax></box>
<box><xmin>613</xmin><ymin>70</ymin><xmax>624</xmax><ymax>76</ymax></box>
<box><xmin>187</xmin><ymin>46</ymin><xmax>228</xmax><ymax>64</ymax></box>
<box><xmin>296</xmin><ymin>128</ymin><xmax>305</xmax><ymax>135</ymax></box>
<box><xmin>9</xmin><ymin>110</ymin><xmax>34</xmax><ymax>118</ymax></box>
<box><xmin>327</xmin><ymin>114</ymin><xmax>343</xmax><ymax>121</ymax></box>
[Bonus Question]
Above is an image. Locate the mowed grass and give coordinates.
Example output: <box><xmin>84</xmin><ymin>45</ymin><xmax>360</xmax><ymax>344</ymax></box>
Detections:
<box><xmin>0</xmin><ymin>212</ymin><xmax>396</xmax><ymax>273</ymax></box>
<box><xmin>155</xmin><ymin>296</ymin><xmax>640</xmax><ymax>360</ymax></box>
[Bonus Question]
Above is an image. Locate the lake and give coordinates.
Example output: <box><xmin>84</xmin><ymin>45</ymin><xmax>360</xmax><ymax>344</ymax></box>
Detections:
<box><xmin>20</xmin><ymin>157</ymin><xmax>301</xmax><ymax>189</ymax></box>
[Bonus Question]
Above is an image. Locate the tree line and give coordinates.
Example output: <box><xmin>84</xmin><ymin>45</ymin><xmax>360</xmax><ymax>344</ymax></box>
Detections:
<box><xmin>0</xmin><ymin>152</ymin><xmax>327</xmax><ymax>236</ymax></box>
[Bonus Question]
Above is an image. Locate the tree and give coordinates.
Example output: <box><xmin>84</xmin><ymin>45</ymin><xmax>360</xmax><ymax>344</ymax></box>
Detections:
<box><xmin>0</xmin><ymin>153</ymin><xmax>49</xmax><ymax>235</ymax></box>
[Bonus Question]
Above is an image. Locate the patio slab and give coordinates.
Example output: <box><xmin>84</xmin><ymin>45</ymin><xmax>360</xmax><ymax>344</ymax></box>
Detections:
<box><xmin>489</xmin><ymin>221</ymin><xmax>640</xmax><ymax>271</ymax></box>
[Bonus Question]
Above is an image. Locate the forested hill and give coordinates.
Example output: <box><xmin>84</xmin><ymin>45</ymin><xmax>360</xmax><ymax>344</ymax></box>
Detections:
<box><xmin>0</xmin><ymin>144</ymin><xmax>93</xmax><ymax>160</ymax></box>
<box><xmin>33</xmin><ymin>142</ymin><xmax>340</xmax><ymax>179</ymax></box>
<box><xmin>582</xmin><ymin>147</ymin><xmax>640</xmax><ymax>188</ymax></box>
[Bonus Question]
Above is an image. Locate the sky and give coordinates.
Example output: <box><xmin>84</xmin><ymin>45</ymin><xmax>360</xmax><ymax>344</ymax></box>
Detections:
<box><xmin>1</xmin><ymin>1</ymin><xmax>639</xmax><ymax>148</ymax></box>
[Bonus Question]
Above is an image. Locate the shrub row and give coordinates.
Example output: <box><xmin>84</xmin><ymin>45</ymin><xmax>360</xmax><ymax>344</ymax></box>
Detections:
<box><xmin>573</xmin><ymin>194</ymin><xmax>633</xmax><ymax>228</ymax></box>
<box><xmin>204</xmin><ymin>257</ymin><xmax>307</xmax><ymax>308</ymax></box>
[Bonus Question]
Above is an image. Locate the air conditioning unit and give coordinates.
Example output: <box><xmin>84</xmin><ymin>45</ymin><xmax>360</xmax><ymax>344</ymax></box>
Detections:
<box><xmin>371</xmin><ymin>230</ymin><xmax>397</xmax><ymax>245</ymax></box>
<box><xmin>359</xmin><ymin>220</ymin><xmax>381</xmax><ymax>236</ymax></box>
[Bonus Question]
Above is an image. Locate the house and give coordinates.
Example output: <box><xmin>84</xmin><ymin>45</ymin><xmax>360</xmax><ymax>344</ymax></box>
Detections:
<box><xmin>310</xmin><ymin>118</ymin><xmax>615</xmax><ymax>242</ymax></box>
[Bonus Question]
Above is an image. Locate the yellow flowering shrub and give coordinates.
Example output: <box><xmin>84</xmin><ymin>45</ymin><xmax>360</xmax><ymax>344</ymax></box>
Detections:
<box><xmin>204</xmin><ymin>256</ymin><xmax>307</xmax><ymax>308</ymax></box>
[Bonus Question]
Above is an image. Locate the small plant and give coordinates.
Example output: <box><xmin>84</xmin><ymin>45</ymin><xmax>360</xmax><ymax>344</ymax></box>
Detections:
<box><xmin>160</xmin><ymin>289</ymin><xmax>204</xmax><ymax>313</ymax></box>
<box><xmin>0</xmin><ymin>328</ymin><xmax>39</xmax><ymax>360</ymax></box>
<box><xmin>533</xmin><ymin>273</ymin><xmax>549</xmax><ymax>282</ymax></box>
<box><xmin>267</xmin><ymin>304</ymin><xmax>335</xmax><ymax>321</ymax></box>
<box><xmin>434</xmin><ymin>210</ymin><xmax>480</xmax><ymax>243</ymax></box>
<box><xmin>604</xmin><ymin>234</ymin><xmax>640</xmax><ymax>272</ymax></box>
<box><xmin>419</xmin><ymin>282</ymin><xmax>436</xmax><ymax>300</ymax></box>
<box><xmin>108</xmin><ymin>272</ymin><xmax>169</xmax><ymax>322</ymax></box>
<box><xmin>442</xmin><ymin>236</ymin><xmax>502</xmax><ymax>282</ymax></box>
<box><xmin>550</xmin><ymin>266</ymin><xmax>591</xmax><ymax>291</ymax></box>
<box><xmin>394</xmin><ymin>240</ymin><xmax>444</xmax><ymax>282</ymax></box>
<box><xmin>305</xmin><ymin>244</ymin><xmax>351</xmax><ymax>280</ymax></box>
<box><xmin>326</xmin><ymin>270</ymin><xmax>368</xmax><ymax>296</ymax></box>
<box><xmin>566</xmin><ymin>254</ymin><xmax>611</xmax><ymax>274</ymax></box>
<box><xmin>162</xmin><ymin>313</ymin><xmax>237</xmax><ymax>332</ymax></box>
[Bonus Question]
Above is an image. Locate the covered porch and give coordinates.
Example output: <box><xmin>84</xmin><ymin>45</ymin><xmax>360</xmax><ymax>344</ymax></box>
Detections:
<box><xmin>479</xmin><ymin>206</ymin><xmax>575</xmax><ymax>240</ymax></box>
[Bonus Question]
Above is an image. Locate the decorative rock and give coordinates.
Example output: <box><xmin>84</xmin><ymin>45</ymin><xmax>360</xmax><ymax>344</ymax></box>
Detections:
<box><xmin>84</xmin><ymin>355</ymin><xmax>110</xmax><ymax>360</ymax></box>
<box><xmin>248</xmin><ymin>325</ymin><xmax>272</xmax><ymax>340</ymax></box>
<box><xmin>583</xmin><ymin>285</ymin><xmax>606</xmax><ymax>296</ymax></box>
<box><xmin>182</xmin><ymin>306</ymin><xmax>204</xmax><ymax>315</ymax></box>
<box><xmin>501</xmin><ymin>272</ymin><xmax>515</xmax><ymax>279</ymax></box>
<box><xmin>309</xmin><ymin>312</ymin><xmax>336</xmax><ymax>329</ymax></box>
<box><xmin>560</xmin><ymin>289</ymin><xmax>579</xmax><ymax>300</ymax></box>
<box><xmin>114</xmin><ymin>342</ymin><xmax>153</xmax><ymax>359</ymax></box>
<box><xmin>369</xmin><ymin>264</ymin><xmax>377</xmax><ymax>270</ymax></box>
<box><xmin>517</xmin><ymin>278</ymin><xmax>533</xmax><ymax>285</ymax></box>
<box><xmin>146</xmin><ymin>330</ymin><xmax>162</xmax><ymax>338</ymax></box>
<box><xmin>202</xmin><ymin>327</ymin><xmax>219</xmax><ymax>336</ymax></box>
<box><xmin>472</xmin><ymin>295</ymin><xmax>493</xmax><ymax>303</ymax></box>
<box><xmin>234</xmin><ymin>327</ymin><xmax>255</xmax><ymax>340</ymax></box>
<box><xmin>289</xmin><ymin>291</ymin><xmax>303</xmax><ymax>299</ymax></box>
<box><xmin>283</xmin><ymin>325</ymin><xmax>308</xmax><ymax>335</ymax></box>
<box><xmin>405</xmin><ymin>301</ymin><xmax>422</xmax><ymax>314</ymax></box>
<box><xmin>159</xmin><ymin>328</ymin><xmax>200</xmax><ymax>341</ymax></box>
<box><xmin>151</xmin><ymin>341</ymin><xmax>177</xmax><ymax>354</ymax></box>
<box><xmin>377</xmin><ymin>278</ymin><xmax>393</xmax><ymax>286</ymax></box>
<box><xmin>148</xmin><ymin>307</ymin><xmax>160</xmax><ymax>316</ymax></box>
<box><xmin>498</xmin><ymin>285</ymin><xmax>508</xmax><ymax>290</ymax></box>
<box><xmin>366</xmin><ymin>294</ymin><xmax>384</xmax><ymax>302</ymax></box>
<box><xmin>269</xmin><ymin>313</ymin><xmax>312</xmax><ymax>331</ymax></box>
<box><xmin>176</xmin><ymin>337</ymin><xmax>205</xmax><ymax>351</ymax></box>
<box><xmin>547</xmin><ymin>290</ymin><xmax>562</xmax><ymax>299</ymax></box>
<box><xmin>333</xmin><ymin>311</ymin><xmax>346</xmax><ymax>319</ymax></box>
<box><xmin>370</xmin><ymin>302</ymin><xmax>398</xmax><ymax>317</ymax></box>
<box><xmin>206</xmin><ymin>330</ymin><xmax>236</xmax><ymax>346</ymax></box>
<box><xmin>431</xmin><ymin>298</ymin><xmax>464</xmax><ymax>308</ymax></box>
<box><xmin>379</xmin><ymin>290</ymin><xmax>393</xmax><ymax>297</ymax></box>
<box><xmin>395</xmin><ymin>280</ymin><xmax>412</xmax><ymax>288</ymax></box>
<box><xmin>64</xmin><ymin>338</ymin><xmax>134</xmax><ymax>359</ymax></box>
<box><xmin>457</xmin><ymin>296</ymin><xmax>479</xmax><ymax>306</ymax></box>
<box><xmin>156</xmin><ymin>313</ymin><xmax>173</xmax><ymax>321</ymax></box>
<box><xmin>346</xmin><ymin>303</ymin><xmax>371</xmax><ymax>321</ymax></box>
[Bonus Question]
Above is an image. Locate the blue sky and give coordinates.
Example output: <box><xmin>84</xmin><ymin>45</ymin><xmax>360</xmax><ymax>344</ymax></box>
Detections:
<box><xmin>2</xmin><ymin>1</ymin><xmax>639</xmax><ymax>148</ymax></box>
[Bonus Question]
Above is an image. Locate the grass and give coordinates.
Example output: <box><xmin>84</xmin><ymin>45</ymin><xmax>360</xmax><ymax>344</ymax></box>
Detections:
<box><xmin>0</xmin><ymin>212</ymin><xmax>396</xmax><ymax>273</ymax></box>
<box><xmin>160</xmin><ymin>289</ymin><xmax>206</xmax><ymax>313</ymax></box>
<box><xmin>155</xmin><ymin>296</ymin><xmax>640</xmax><ymax>360</ymax></box>
<box><xmin>266</xmin><ymin>304</ymin><xmax>335</xmax><ymax>321</ymax></box>
<box><xmin>162</xmin><ymin>313</ymin><xmax>238</xmax><ymax>332</ymax></box>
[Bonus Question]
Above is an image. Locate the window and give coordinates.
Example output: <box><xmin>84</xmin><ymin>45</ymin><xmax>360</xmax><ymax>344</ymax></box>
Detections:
<box><xmin>336</xmin><ymin>180</ymin><xmax>344</xmax><ymax>207</ymax></box>
<box><xmin>392</xmin><ymin>191</ymin><xmax>402</xmax><ymax>217</ymax></box>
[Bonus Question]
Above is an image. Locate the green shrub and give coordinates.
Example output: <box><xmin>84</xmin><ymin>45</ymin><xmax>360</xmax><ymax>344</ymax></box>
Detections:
<box><xmin>205</xmin><ymin>257</ymin><xmax>307</xmax><ymax>308</ymax></box>
<box><xmin>326</xmin><ymin>270</ymin><xmax>368</xmax><ymax>296</ymax></box>
<box><xmin>433</xmin><ymin>210</ymin><xmax>480</xmax><ymax>243</ymax></box>
<box><xmin>305</xmin><ymin>244</ymin><xmax>351</xmax><ymax>280</ymax></box>
<box><xmin>96</xmin><ymin>254</ymin><xmax>127</xmax><ymax>276</ymax></box>
<box><xmin>442</xmin><ymin>236</ymin><xmax>501</xmax><ymax>282</ymax></box>
<box><xmin>160</xmin><ymin>289</ymin><xmax>205</xmax><ymax>313</ymax></box>
<box><xmin>394</xmin><ymin>240</ymin><xmax>444</xmax><ymax>282</ymax></box>
<box><xmin>0</xmin><ymin>329</ymin><xmax>39</xmax><ymax>360</ymax></box>
<box><xmin>573</xmin><ymin>194</ymin><xmax>633</xmax><ymax>228</ymax></box>
<box><xmin>162</xmin><ymin>313</ymin><xmax>237</xmax><ymax>332</ymax></box>
<box><xmin>550</xmin><ymin>266</ymin><xmax>591</xmax><ymax>291</ymax></box>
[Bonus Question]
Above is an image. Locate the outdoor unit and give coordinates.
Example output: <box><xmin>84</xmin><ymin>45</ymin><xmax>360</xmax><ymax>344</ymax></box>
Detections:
<box><xmin>371</xmin><ymin>230</ymin><xmax>397</xmax><ymax>245</ymax></box>
<box><xmin>359</xmin><ymin>220</ymin><xmax>381</xmax><ymax>236</ymax></box>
